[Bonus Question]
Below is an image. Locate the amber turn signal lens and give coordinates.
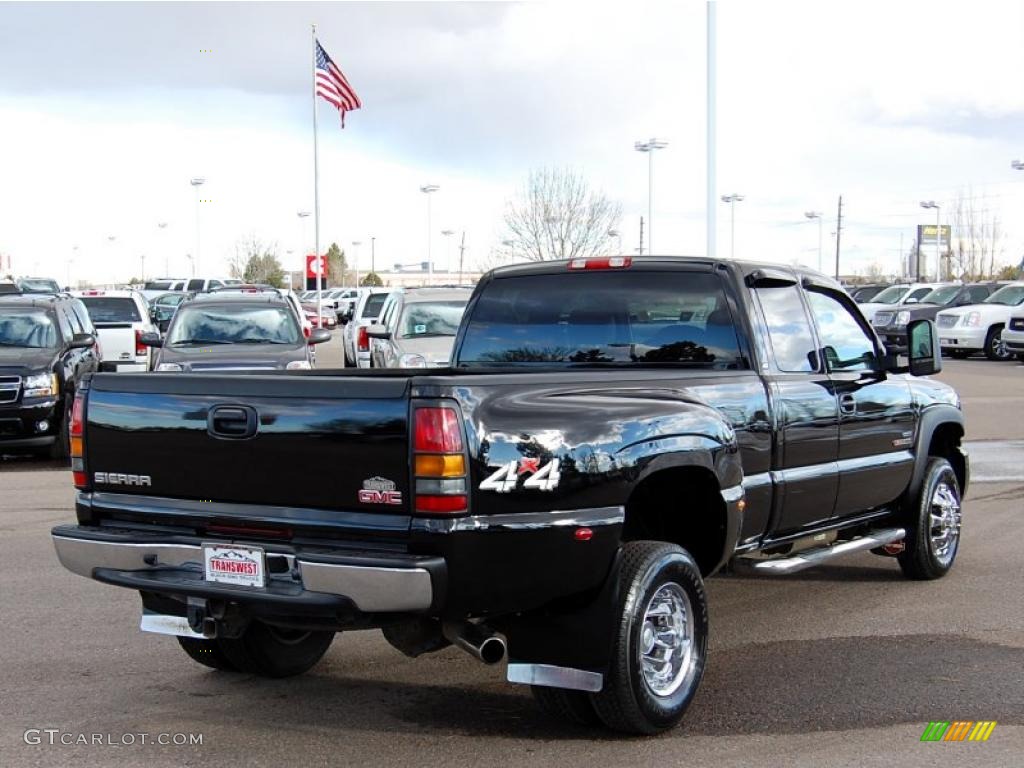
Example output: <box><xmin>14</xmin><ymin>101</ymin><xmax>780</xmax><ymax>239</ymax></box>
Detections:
<box><xmin>415</xmin><ymin>454</ymin><xmax>465</xmax><ymax>478</ymax></box>
<box><xmin>70</xmin><ymin>436</ymin><xmax>83</xmax><ymax>457</ymax></box>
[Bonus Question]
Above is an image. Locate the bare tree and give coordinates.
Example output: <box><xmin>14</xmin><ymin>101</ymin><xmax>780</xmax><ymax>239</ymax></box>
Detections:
<box><xmin>501</xmin><ymin>168</ymin><xmax>622</xmax><ymax>262</ymax></box>
<box><xmin>949</xmin><ymin>188</ymin><xmax>1005</xmax><ymax>280</ymax></box>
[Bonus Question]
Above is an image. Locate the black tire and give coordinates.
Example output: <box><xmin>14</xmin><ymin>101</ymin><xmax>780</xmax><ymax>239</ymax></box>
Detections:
<box><xmin>531</xmin><ymin>685</ymin><xmax>601</xmax><ymax>727</ymax></box>
<box><xmin>217</xmin><ymin>622</ymin><xmax>334</xmax><ymax>678</ymax></box>
<box><xmin>177</xmin><ymin>636</ymin><xmax>238</xmax><ymax>671</ymax></box>
<box><xmin>590</xmin><ymin>541</ymin><xmax>708</xmax><ymax>735</ymax></box>
<box><xmin>984</xmin><ymin>325</ymin><xmax>1010</xmax><ymax>361</ymax></box>
<box><xmin>46</xmin><ymin>397</ymin><xmax>71</xmax><ymax>461</ymax></box>
<box><xmin>898</xmin><ymin>458</ymin><xmax>962</xmax><ymax>580</ymax></box>
<box><xmin>946</xmin><ymin>349</ymin><xmax>970</xmax><ymax>359</ymax></box>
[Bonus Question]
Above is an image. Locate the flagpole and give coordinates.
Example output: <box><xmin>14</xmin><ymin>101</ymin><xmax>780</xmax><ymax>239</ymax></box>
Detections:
<box><xmin>311</xmin><ymin>23</ymin><xmax>323</xmax><ymax>327</ymax></box>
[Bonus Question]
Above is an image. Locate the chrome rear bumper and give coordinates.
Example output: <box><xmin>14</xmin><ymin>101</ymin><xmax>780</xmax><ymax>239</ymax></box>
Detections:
<box><xmin>51</xmin><ymin>525</ymin><xmax>436</xmax><ymax>613</ymax></box>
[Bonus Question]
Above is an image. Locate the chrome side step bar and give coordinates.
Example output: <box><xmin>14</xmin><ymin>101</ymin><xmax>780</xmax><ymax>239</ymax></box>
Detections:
<box><xmin>733</xmin><ymin>527</ymin><xmax>906</xmax><ymax>575</ymax></box>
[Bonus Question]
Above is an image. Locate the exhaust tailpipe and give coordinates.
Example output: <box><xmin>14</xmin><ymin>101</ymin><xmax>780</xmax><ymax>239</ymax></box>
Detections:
<box><xmin>443</xmin><ymin>621</ymin><xmax>507</xmax><ymax>665</ymax></box>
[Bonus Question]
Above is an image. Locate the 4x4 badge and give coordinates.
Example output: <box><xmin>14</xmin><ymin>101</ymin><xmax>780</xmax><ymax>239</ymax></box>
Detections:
<box><xmin>480</xmin><ymin>459</ymin><xmax>561</xmax><ymax>493</ymax></box>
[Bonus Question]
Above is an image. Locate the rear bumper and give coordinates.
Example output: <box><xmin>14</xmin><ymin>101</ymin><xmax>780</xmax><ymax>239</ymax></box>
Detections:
<box><xmin>51</xmin><ymin>524</ymin><xmax>441</xmax><ymax>613</ymax></box>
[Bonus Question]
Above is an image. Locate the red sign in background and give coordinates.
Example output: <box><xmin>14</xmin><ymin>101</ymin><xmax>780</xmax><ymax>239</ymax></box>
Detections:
<box><xmin>306</xmin><ymin>254</ymin><xmax>328</xmax><ymax>279</ymax></box>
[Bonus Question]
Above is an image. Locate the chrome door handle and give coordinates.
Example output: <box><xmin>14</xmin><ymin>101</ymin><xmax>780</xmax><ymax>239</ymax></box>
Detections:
<box><xmin>839</xmin><ymin>394</ymin><xmax>856</xmax><ymax>414</ymax></box>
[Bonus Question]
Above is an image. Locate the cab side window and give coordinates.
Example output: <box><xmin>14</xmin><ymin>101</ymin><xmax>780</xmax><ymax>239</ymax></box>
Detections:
<box><xmin>806</xmin><ymin>290</ymin><xmax>879</xmax><ymax>372</ymax></box>
<box><xmin>754</xmin><ymin>285</ymin><xmax>818</xmax><ymax>373</ymax></box>
<box><xmin>54</xmin><ymin>308</ymin><xmax>74</xmax><ymax>343</ymax></box>
<box><xmin>64</xmin><ymin>304</ymin><xmax>84</xmax><ymax>335</ymax></box>
<box><xmin>966</xmin><ymin>286</ymin><xmax>992</xmax><ymax>303</ymax></box>
<box><xmin>187</xmin><ymin>279</ymin><xmax>204</xmax><ymax>292</ymax></box>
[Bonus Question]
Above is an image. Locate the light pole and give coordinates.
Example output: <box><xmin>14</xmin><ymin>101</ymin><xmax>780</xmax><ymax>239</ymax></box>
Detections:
<box><xmin>804</xmin><ymin>211</ymin><xmax>823</xmax><ymax>272</ymax></box>
<box><xmin>190</xmin><ymin>178</ymin><xmax>205</xmax><ymax>276</ymax></box>
<box><xmin>608</xmin><ymin>229</ymin><xmax>622</xmax><ymax>255</ymax></box>
<box><xmin>920</xmin><ymin>201</ymin><xmax>941</xmax><ymax>281</ymax></box>
<box><xmin>140</xmin><ymin>254</ymin><xmax>146</xmax><ymax>282</ymax></box>
<box><xmin>352</xmin><ymin>241</ymin><xmax>362</xmax><ymax>287</ymax></box>
<box><xmin>420</xmin><ymin>184</ymin><xmax>439</xmax><ymax>281</ymax></box>
<box><xmin>370</xmin><ymin>236</ymin><xmax>376</xmax><ymax>277</ymax></box>
<box><xmin>157</xmin><ymin>222</ymin><xmax>168</xmax><ymax>276</ymax></box>
<box><xmin>297</xmin><ymin>211</ymin><xmax>311</xmax><ymax>289</ymax></box>
<box><xmin>185</xmin><ymin>254</ymin><xmax>194</xmax><ymax>277</ymax></box>
<box><xmin>721</xmin><ymin>194</ymin><xmax>744</xmax><ymax>259</ymax></box>
<box><xmin>441</xmin><ymin>229</ymin><xmax>455</xmax><ymax>273</ymax></box>
<box><xmin>68</xmin><ymin>245</ymin><xmax>78</xmax><ymax>289</ymax></box>
<box><xmin>634</xmin><ymin>138</ymin><xmax>668</xmax><ymax>255</ymax></box>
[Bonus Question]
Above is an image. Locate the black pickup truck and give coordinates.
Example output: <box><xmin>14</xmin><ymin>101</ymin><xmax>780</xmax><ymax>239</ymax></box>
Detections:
<box><xmin>52</xmin><ymin>256</ymin><xmax>967</xmax><ymax>734</ymax></box>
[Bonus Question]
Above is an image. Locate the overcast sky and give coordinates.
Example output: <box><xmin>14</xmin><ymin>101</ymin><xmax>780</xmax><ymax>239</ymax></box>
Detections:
<box><xmin>1</xmin><ymin>0</ymin><xmax>1022</xmax><ymax>285</ymax></box>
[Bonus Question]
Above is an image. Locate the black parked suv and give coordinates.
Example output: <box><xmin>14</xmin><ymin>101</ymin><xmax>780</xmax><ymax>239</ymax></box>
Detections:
<box><xmin>872</xmin><ymin>282</ymin><xmax>1004</xmax><ymax>351</ymax></box>
<box><xmin>142</xmin><ymin>291</ymin><xmax>330</xmax><ymax>371</ymax></box>
<box><xmin>0</xmin><ymin>293</ymin><xmax>99</xmax><ymax>457</ymax></box>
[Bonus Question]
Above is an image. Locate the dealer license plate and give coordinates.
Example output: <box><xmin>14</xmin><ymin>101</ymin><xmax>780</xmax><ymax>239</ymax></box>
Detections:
<box><xmin>203</xmin><ymin>544</ymin><xmax>265</xmax><ymax>588</ymax></box>
<box><xmin>940</xmin><ymin>338</ymin><xmax>955</xmax><ymax>345</ymax></box>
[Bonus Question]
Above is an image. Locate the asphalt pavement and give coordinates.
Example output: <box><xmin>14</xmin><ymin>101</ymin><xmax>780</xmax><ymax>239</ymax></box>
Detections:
<box><xmin>1</xmin><ymin>348</ymin><xmax>1021</xmax><ymax>767</ymax></box>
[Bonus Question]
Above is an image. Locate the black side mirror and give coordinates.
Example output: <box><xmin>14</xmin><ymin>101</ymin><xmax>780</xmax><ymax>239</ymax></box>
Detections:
<box><xmin>907</xmin><ymin>319</ymin><xmax>941</xmax><ymax>376</ymax></box>
<box><xmin>68</xmin><ymin>333</ymin><xmax>96</xmax><ymax>350</ymax></box>
<box><xmin>139</xmin><ymin>331</ymin><xmax>163</xmax><ymax>348</ymax></box>
<box><xmin>308</xmin><ymin>328</ymin><xmax>332</xmax><ymax>345</ymax></box>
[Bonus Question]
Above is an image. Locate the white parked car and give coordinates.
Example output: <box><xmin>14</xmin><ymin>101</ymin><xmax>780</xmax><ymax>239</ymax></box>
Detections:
<box><xmin>73</xmin><ymin>289</ymin><xmax>158</xmax><ymax>371</ymax></box>
<box><xmin>856</xmin><ymin>282</ymin><xmax>945</xmax><ymax>324</ymax></box>
<box><xmin>369</xmin><ymin>288</ymin><xmax>471</xmax><ymax>368</ymax></box>
<box><xmin>140</xmin><ymin>278</ymin><xmax>189</xmax><ymax>302</ymax></box>
<box><xmin>343</xmin><ymin>288</ymin><xmax>392</xmax><ymax>367</ymax></box>
<box><xmin>935</xmin><ymin>282</ymin><xmax>1024</xmax><ymax>360</ymax></box>
<box><xmin>1003</xmin><ymin>310</ymin><xmax>1024</xmax><ymax>362</ymax></box>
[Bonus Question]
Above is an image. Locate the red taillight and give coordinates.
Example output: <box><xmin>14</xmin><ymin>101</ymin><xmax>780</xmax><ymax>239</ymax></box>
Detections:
<box><xmin>568</xmin><ymin>256</ymin><xmax>632</xmax><ymax>270</ymax></box>
<box><xmin>134</xmin><ymin>329</ymin><xmax>146</xmax><ymax>357</ymax></box>
<box><xmin>70</xmin><ymin>391</ymin><xmax>87</xmax><ymax>488</ymax></box>
<box><xmin>357</xmin><ymin>326</ymin><xmax>369</xmax><ymax>351</ymax></box>
<box><xmin>414</xmin><ymin>408</ymin><xmax>463</xmax><ymax>453</ymax></box>
<box><xmin>415</xmin><ymin>494</ymin><xmax>468</xmax><ymax>514</ymax></box>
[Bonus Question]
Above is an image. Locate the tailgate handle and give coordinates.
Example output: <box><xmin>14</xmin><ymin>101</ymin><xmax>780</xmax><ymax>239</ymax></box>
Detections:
<box><xmin>208</xmin><ymin>405</ymin><xmax>258</xmax><ymax>439</ymax></box>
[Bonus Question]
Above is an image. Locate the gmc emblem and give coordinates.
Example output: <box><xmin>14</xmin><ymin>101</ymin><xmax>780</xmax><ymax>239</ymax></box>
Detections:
<box><xmin>94</xmin><ymin>472</ymin><xmax>152</xmax><ymax>487</ymax></box>
<box><xmin>358</xmin><ymin>489</ymin><xmax>402</xmax><ymax>505</ymax></box>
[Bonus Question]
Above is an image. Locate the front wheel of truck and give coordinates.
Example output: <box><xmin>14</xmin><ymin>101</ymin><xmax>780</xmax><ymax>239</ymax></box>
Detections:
<box><xmin>898</xmin><ymin>457</ymin><xmax>962</xmax><ymax>580</ymax></box>
<box><xmin>217</xmin><ymin>622</ymin><xmax>335</xmax><ymax>678</ymax></box>
<box><xmin>590</xmin><ymin>541</ymin><xmax>708</xmax><ymax>735</ymax></box>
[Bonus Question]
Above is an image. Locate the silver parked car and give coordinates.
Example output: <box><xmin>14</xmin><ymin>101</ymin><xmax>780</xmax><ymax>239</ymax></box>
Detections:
<box><xmin>367</xmin><ymin>288</ymin><xmax>471</xmax><ymax>368</ymax></box>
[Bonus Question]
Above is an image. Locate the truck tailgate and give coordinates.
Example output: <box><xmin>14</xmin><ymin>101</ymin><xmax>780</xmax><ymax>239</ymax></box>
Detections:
<box><xmin>83</xmin><ymin>373</ymin><xmax>412</xmax><ymax>513</ymax></box>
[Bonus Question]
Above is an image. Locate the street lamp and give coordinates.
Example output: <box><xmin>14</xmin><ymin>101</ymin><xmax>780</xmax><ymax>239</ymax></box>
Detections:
<box><xmin>804</xmin><ymin>212</ymin><xmax>823</xmax><ymax>272</ymax></box>
<box><xmin>420</xmin><ymin>184</ymin><xmax>440</xmax><ymax>281</ymax></box>
<box><xmin>68</xmin><ymin>245</ymin><xmax>78</xmax><ymax>289</ymax></box>
<box><xmin>190</xmin><ymin>178</ymin><xmax>205</xmax><ymax>276</ymax></box>
<box><xmin>352</xmin><ymin>241</ymin><xmax>362</xmax><ymax>287</ymax></box>
<box><xmin>370</xmin><ymin>236</ymin><xmax>376</xmax><ymax>277</ymax></box>
<box><xmin>157</xmin><ymin>222</ymin><xmax>168</xmax><ymax>276</ymax></box>
<box><xmin>634</xmin><ymin>138</ymin><xmax>668</xmax><ymax>255</ymax></box>
<box><xmin>608</xmin><ymin>229</ymin><xmax>622</xmax><ymax>254</ymax></box>
<box><xmin>720</xmin><ymin>194</ymin><xmax>744</xmax><ymax>259</ymax></box>
<box><xmin>441</xmin><ymin>229</ymin><xmax>455</xmax><ymax>273</ymax></box>
<box><xmin>920</xmin><ymin>200</ymin><xmax>941</xmax><ymax>281</ymax></box>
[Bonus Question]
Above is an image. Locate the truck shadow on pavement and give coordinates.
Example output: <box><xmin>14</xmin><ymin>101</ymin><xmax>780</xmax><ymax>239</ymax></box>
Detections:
<box><xmin>155</xmin><ymin>633</ymin><xmax>1023</xmax><ymax>741</ymax></box>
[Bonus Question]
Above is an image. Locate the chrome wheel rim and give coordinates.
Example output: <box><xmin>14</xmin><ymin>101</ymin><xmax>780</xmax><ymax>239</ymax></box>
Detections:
<box><xmin>991</xmin><ymin>331</ymin><xmax>1009</xmax><ymax>359</ymax></box>
<box><xmin>929</xmin><ymin>477</ymin><xmax>961</xmax><ymax>566</ymax></box>
<box><xmin>638</xmin><ymin>582</ymin><xmax>696</xmax><ymax>697</ymax></box>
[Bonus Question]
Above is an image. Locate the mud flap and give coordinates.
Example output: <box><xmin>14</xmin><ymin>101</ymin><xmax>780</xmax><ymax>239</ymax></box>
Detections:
<box><xmin>493</xmin><ymin>550</ymin><xmax>622</xmax><ymax>692</ymax></box>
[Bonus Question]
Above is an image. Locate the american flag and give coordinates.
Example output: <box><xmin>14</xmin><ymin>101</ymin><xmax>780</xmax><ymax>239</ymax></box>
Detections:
<box><xmin>315</xmin><ymin>40</ymin><xmax>361</xmax><ymax>127</ymax></box>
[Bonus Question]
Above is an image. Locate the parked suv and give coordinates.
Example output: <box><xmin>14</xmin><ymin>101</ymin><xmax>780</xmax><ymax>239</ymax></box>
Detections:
<box><xmin>72</xmin><ymin>289</ymin><xmax>157</xmax><ymax>372</ymax></box>
<box><xmin>369</xmin><ymin>287</ymin><xmax>471</xmax><ymax>368</ymax></box>
<box><xmin>0</xmin><ymin>293</ymin><xmax>99</xmax><ymax>457</ymax></box>
<box><xmin>1003</xmin><ymin>311</ymin><xmax>1024</xmax><ymax>361</ymax></box>
<box><xmin>857</xmin><ymin>282</ymin><xmax>945</xmax><ymax>324</ymax></box>
<box><xmin>935</xmin><ymin>282</ymin><xmax>1024</xmax><ymax>360</ymax></box>
<box><xmin>872</xmin><ymin>282</ymin><xmax>1003</xmax><ymax>351</ymax></box>
<box><xmin>143</xmin><ymin>292</ymin><xmax>330</xmax><ymax>372</ymax></box>
<box><xmin>343</xmin><ymin>287</ymin><xmax>392</xmax><ymax>367</ymax></box>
